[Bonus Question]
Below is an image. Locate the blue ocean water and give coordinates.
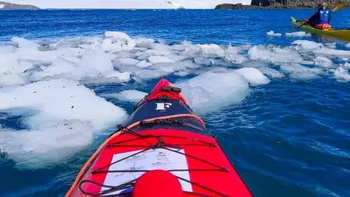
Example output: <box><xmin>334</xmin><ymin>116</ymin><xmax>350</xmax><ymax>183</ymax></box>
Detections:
<box><xmin>0</xmin><ymin>9</ymin><xmax>350</xmax><ymax>197</ymax></box>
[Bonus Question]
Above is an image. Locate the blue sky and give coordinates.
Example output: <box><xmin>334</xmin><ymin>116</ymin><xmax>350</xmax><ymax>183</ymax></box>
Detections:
<box><xmin>5</xmin><ymin>0</ymin><xmax>251</xmax><ymax>9</ymax></box>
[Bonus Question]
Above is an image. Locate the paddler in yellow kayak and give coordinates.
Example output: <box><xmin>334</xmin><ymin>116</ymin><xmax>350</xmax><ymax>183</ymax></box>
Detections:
<box><xmin>302</xmin><ymin>2</ymin><xmax>332</xmax><ymax>30</ymax></box>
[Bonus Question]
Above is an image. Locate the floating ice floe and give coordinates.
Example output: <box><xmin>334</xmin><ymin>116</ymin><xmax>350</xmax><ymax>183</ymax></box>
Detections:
<box><xmin>199</xmin><ymin>44</ymin><xmax>225</xmax><ymax>57</ymax></box>
<box><xmin>225</xmin><ymin>46</ymin><xmax>247</xmax><ymax>64</ymax></box>
<box><xmin>267</xmin><ymin>31</ymin><xmax>282</xmax><ymax>37</ymax></box>
<box><xmin>280</xmin><ymin>63</ymin><xmax>322</xmax><ymax>80</ymax></box>
<box><xmin>0</xmin><ymin>120</ymin><xmax>94</xmax><ymax>169</ymax></box>
<box><xmin>325</xmin><ymin>42</ymin><xmax>337</xmax><ymax>49</ymax></box>
<box><xmin>3</xmin><ymin>31</ymin><xmax>350</xmax><ymax>89</ymax></box>
<box><xmin>103</xmin><ymin>90</ymin><xmax>147</xmax><ymax>103</ymax></box>
<box><xmin>103</xmin><ymin>31</ymin><xmax>136</xmax><ymax>51</ymax></box>
<box><xmin>148</xmin><ymin>56</ymin><xmax>175</xmax><ymax>63</ymax></box>
<box><xmin>258</xmin><ymin>67</ymin><xmax>285</xmax><ymax>78</ymax></box>
<box><xmin>0</xmin><ymin>79</ymin><xmax>127</xmax><ymax>168</ymax></box>
<box><xmin>292</xmin><ymin>40</ymin><xmax>324</xmax><ymax>50</ymax></box>
<box><xmin>235</xmin><ymin>67</ymin><xmax>270</xmax><ymax>85</ymax></box>
<box><xmin>314</xmin><ymin>48</ymin><xmax>350</xmax><ymax>57</ymax></box>
<box><xmin>248</xmin><ymin>46</ymin><xmax>302</xmax><ymax>64</ymax></box>
<box><xmin>314</xmin><ymin>56</ymin><xmax>334</xmax><ymax>68</ymax></box>
<box><xmin>335</xmin><ymin>63</ymin><xmax>350</xmax><ymax>82</ymax></box>
<box><xmin>286</xmin><ymin>32</ymin><xmax>311</xmax><ymax>37</ymax></box>
<box><xmin>176</xmin><ymin>71</ymin><xmax>250</xmax><ymax>115</ymax></box>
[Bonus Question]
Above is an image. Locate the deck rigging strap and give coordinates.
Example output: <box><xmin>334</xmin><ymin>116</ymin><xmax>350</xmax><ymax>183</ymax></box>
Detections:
<box><xmin>78</xmin><ymin>125</ymin><xmax>229</xmax><ymax>197</ymax></box>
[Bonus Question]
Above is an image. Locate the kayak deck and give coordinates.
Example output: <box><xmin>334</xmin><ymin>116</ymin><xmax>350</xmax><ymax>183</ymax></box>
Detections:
<box><xmin>291</xmin><ymin>16</ymin><xmax>350</xmax><ymax>42</ymax></box>
<box><xmin>72</xmin><ymin>129</ymin><xmax>251</xmax><ymax>196</ymax></box>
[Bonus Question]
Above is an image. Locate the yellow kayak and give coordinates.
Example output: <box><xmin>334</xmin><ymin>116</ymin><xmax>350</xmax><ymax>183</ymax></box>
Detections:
<box><xmin>291</xmin><ymin>16</ymin><xmax>350</xmax><ymax>42</ymax></box>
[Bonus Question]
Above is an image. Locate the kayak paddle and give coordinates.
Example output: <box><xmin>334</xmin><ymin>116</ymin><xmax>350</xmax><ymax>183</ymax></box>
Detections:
<box><xmin>332</xmin><ymin>3</ymin><xmax>347</xmax><ymax>12</ymax></box>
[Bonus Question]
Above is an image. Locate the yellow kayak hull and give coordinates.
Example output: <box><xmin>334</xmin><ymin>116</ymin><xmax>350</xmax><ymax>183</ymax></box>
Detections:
<box><xmin>291</xmin><ymin>16</ymin><xmax>350</xmax><ymax>42</ymax></box>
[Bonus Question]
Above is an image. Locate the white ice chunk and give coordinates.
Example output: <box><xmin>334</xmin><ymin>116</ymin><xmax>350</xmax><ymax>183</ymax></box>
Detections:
<box><xmin>102</xmin><ymin>31</ymin><xmax>136</xmax><ymax>51</ymax></box>
<box><xmin>102</xmin><ymin>38</ymin><xmax>119</xmax><ymax>52</ymax></box>
<box><xmin>134</xmin><ymin>69</ymin><xmax>168</xmax><ymax>80</ymax></box>
<box><xmin>104</xmin><ymin>90</ymin><xmax>147</xmax><ymax>103</ymax></box>
<box><xmin>199</xmin><ymin>44</ymin><xmax>225</xmax><ymax>57</ymax></box>
<box><xmin>144</xmin><ymin>49</ymin><xmax>172</xmax><ymax>56</ymax></box>
<box><xmin>105</xmin><ymin>71</ymin><xmax>131</xmax><ymax>82</ymax></box>
<box><xmin>148</xmin><ymin>56</ymin><xmax>175</xmax><ymax>64</ymax></box>
<box><xmin>335</xmin><ymin>66</ymin><xmax>350</xmax><ymax>82</ymax></box>
<box><xmin>135</xmin><ymin>38</ymin><xmax>155</xmax><ymax>48</ymax></box>
<box><xmin>243</xmin><ymin>61</ymin><xmax>269</xmax><ymax>68</ymax></box>
<box><xmin>113</xmin><ymin>51</ymin><xmax>134</xmax><ymax>58</ymax></box>
<box><xmin>0</xmin><ymin>79</ymin><xmax>127</xmax><ymax>131</ymax></box>
<box><xmin>166</xmin><ymin>54</ymin><xmax>188</xmax><ymax>62</ymax></box>
<box><xmin>258</xmin><ymin>67</ymin><xmax>285</xmax><ymax>78</ymax></box>
<box><xmin>175</xmin><ymin>71</ymin><xmax>190</xmax><ymax>76</ymax></box>
<box><xmin>176</xmin><ymin>71</ymin><xmax>250</xmax><ymax>114</ymax></box>
<box><xmin>0</xmin><ymin>45</ymin><xmax>16</xmax><ymax>54</ymax></box>
<box><xmin>248</xmin><ymin>46</ymin><xmax>302</xmax><ymax>63</ymax></box>
<box><xmin>0</xmin><ymin>73</ymin><xmax>27</xmax><ymax>87</ymax></box>
<box><xmin>77</xmin><ymin>49</ymin><xmax>115</xmax><ymax>77</ymax></box>
<box><xmin>105</xmin><ymin>31</ymin><xmax>135</xmax><ymax>45</ymax></box>
<box><xmin>344</xmin><ymin>63</ymin><xmax>350</xmax><ymax>69</ymax></box>
<box><xmin>267</xmin><ymin>31</ymin><xmax>282</xmax><ymax>37</ymax></box>
<box><xmin>235</xmin><ymin>67</ymin><xmax>271</xmax><ymax>85</ymax></box>
<box><xmin>226</xmin><ymin>45</ymin><xmax>240</xmax><ymax>54</ymax></box>
<box><xmin>0</xmin><ymin>120</ymin><xmax>94</xmax><ymax>169</ymax></box>
<box><xmin>114</xmin><ymin>58</ymin><xmax>140</xmax><ymax>66</ymax></box>
<box><xmin>136</xmin><ymin>61</ymin><xmax>153</xmax><ymax>68</ymax></box>
<box><xmin>171</xmin><ymin>44</ymin><xmax>186</xmax><ymax>51</ymax></box>
<box><xmin>314</xmin><ymin>56</ymin><xmax>333</xmax><ymax>68</ymax></box>
<box><xmin>149</xmin><ymin>61</ymin><xmax>199</xmax><ymax>74</ymax></box>
<box><xmin>286</xmin><ymin>32</ymin><xmax>311</xmax><ymax>37</ymax></box>
<box><xmin>194</xmin><ymin>57</ymin><xmax>212</xmax><ymax>66</ymax></box>
<box><xmin>280</xmin><ymin>64</ymin><xmax>321</xmax><ymax>80</ymax></box>
<box><xmin>12</xmin><ymin>37</ymin><xmax>39</xmax><ymax>48</ymax></box>
<box><xmin>293</xmin><ymin>40</ymin><xmax>324</xmax><ymax>50</ymax></box>
<box><xmin>30</xmin><ymin>59</ymin><xmax>76</xmax><ymax>81</ymax></box>
<box><xmin>0</xmin><ymin>53</ymin><xmax>20</xmax><ymax>74</ymax></box>
<box><xmin>325</xmin><ymin>43</ymin><xmax>337</xmax><ymax>49</ymax></box>
<box><xmin>12</xmin><ymin>38</ymin><xmax>62</xmax><ymax>62</ymax></box>
<box><xmin>0</xmin><ymin>80</ymin><xmax>127</xmax><ymax>168</ymax></box>
<box><xmin>225</xmin><ymin>46</ymin><xmax>247</xmax><ymax>64</ymax></box>
<box><xmin>314</xmin><ymin>48</ymin><xmax>350</xmax><ymax>57</ymax></box>
<box><xmin>225</xmin><ymin>54</ymin><xmax>247</xmax><ymax>64</ymax></box>
<box><xmin>150</xmin><ymin>43</ymin><xmax>171</xmax><ymax>51</ymax></box>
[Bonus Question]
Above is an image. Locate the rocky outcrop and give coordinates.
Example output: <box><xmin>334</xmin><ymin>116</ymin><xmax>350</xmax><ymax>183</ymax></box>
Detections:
<box><xmin>215</xmin><ymin>3</ymin><xmax>254</xmax><ymax>10</ymax></box>
<box><xmin>216</xmin><ymin>0</ymin><xmax>349</xmax><ymax>9</ymax></box>
<box><xmin>0</xmin><ymin>1</ymin><xmax>39</xmax><ymax>10</ymax></box>
<box><xmin>251</xmin><ymin>0</ymin><xmax>270</xmax><ymax>6</ymax></box>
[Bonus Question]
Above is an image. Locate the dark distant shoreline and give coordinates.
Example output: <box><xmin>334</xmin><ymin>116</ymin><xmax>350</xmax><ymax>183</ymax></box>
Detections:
<box><xmin>215</xmin><ymin>1</ymin><xmax>350</xmax><ymax>10</ymax></box>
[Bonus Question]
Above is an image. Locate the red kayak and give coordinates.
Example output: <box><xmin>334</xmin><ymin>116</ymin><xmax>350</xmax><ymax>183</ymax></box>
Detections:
<box><xmin>66</xmin><ymin>79</ymin><xmax>252</xmax><ymax>197</ymax></box>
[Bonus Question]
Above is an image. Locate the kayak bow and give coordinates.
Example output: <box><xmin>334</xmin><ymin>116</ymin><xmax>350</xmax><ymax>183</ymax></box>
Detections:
<box><xmin>291</xmin><ymin>16</ymin><xmax>350</xmax><ymax>42</ymax></box>
<box><xmin>66</xmin><ymin>79</ymin><xmax>252</xmax><ymax>197</ymax></box>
